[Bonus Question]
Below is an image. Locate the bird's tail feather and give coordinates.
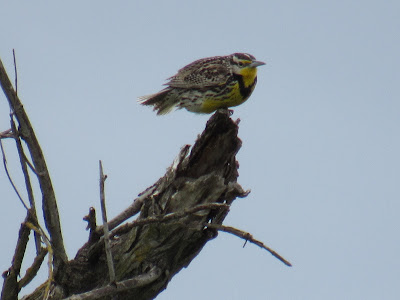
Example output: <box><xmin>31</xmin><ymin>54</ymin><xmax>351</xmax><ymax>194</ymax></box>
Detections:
<box><xmin>138</xmin><ymin>88</ymin><xmax>177</xmax><ymax>115</ymax></box>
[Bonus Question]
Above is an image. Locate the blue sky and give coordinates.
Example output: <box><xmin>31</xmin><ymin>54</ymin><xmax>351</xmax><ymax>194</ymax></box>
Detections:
<box><xmin>1</xmin><ymin>1</ymin><xmax>399</xmax><ymax>299</ymax></box>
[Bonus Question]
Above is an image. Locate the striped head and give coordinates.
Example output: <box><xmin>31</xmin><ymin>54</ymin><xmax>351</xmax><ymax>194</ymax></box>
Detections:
<box><xmin>230</xmin><ymin>53</ymin><xmax>266</xmax><ymax>88</ymax></box>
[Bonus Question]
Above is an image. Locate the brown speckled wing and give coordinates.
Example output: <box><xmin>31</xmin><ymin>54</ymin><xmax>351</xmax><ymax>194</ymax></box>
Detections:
<box><xmin>166</xmin><ymin>56</ymin><xmax>232</xmax><ymax>89</ymax></box>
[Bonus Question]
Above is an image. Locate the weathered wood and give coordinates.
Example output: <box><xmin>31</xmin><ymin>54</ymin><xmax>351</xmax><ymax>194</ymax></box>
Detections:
<box><xmin>21</xmin><ymin>109</ymin><xmax>247</xmax><ymax>300</ymax></box>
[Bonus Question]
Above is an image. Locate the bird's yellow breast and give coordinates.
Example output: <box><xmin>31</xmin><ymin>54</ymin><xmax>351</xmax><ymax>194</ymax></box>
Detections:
<box><xmin>199</xmin><ymin>67</ymin><xmax>258</xmax><ymax>113</ymax></box>
<box><xmin>239</xmin><ymin>67</ymin><xmax>258</xmax><ymax>88</ymax></box>
<box><xmin>200</xmin><ymin>83</ymin><xmax>255</xmax><ymax>113</ymax></box>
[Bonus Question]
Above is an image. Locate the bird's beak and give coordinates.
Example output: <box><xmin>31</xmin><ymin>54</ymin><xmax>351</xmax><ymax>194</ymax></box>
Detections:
<box><xmin>250</xmin><ymin>60</ymin><xmax>266</xmax><ymax>68</ymax></box>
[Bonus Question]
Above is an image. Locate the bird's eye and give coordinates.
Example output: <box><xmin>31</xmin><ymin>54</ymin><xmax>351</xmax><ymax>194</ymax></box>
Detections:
<box><xmin>238</xmin><ymin>61</ymin><xmax>244</xmax><ymax>67</ymax></box>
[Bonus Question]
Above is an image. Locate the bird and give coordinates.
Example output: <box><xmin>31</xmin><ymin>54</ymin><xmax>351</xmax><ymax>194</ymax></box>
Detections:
<box><xmin>138</xmin><ymin>53</ymin><xmax>265</xmax><ymax>115</ymax></box>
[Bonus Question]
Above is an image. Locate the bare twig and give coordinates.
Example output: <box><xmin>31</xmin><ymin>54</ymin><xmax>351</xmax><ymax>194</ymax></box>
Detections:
<box><xmin>94</xmin><ymin>186</ymin><xmax>154</xmax><ymax>236</ymax></box>
<box><xmin>205</xmin><ymin>223</ymin><xmax>292</xmax><ymax>267</ymax></box>
<box><xmin>99</xmin><ymin>161</ymin><xmax>115</xmax><ymax>283</ymax></box>
<box><xmin>0</xmin><ymin>138</ymin><xmax>29</xmax><ymax>210</ymax></box>
<box><xmin>25</xmin><ymin>222</ymin><xmax>53</xmax><ymax>300</ymax></box>
<box><xmin>18</xmin><ymin>247</ymin><xmax>48</xmax><ymax>289</ymax></box>
<box><xmin>1</xmin><ymin>212</ymin><xmax>32</xmax><ymax>300</ymax></box>
<box><xmin>94</xmin><ymin>144</ymin><xmax>191</xmax><ymax>237</ymax></box>
<box><xmin>83</xmin><ymin>207</ymin><xmax>98</xmax><ymax>243</ymax></box>
<box><xmin>83</xmin><ymin>207</ymin><xmax>97</xmax><ymax>231</ymax></box>
<box><xmin>0</xmin><ymin>128</ymin><xmax>12</xmax><ymax>139</ymax></box>
<box><xmin>0</xmin><ymin>57</ymin><xmax>68</xmax><ymax>270</ymax></box>
<box><xmin>63</xmin><ymin>266</ymin><xmax>162</xmax><ymax>300</ymax></box>
<box><xmin>12</xmin><ymin>213</ymin><xmax>33</xmax><ymax>275</ymax></box>
<box><xmin>20</xmin><ymin>149</ymin><xmax>42</xmax><ymax>176</ymax></box>
<box><xmin>10</xmin><ymin>117</ymin><xmax>41</xmax><ymax>254</ymax></box>
<box><xmin>13</xmin><ymin>49</ymin><xmax>17</xmax><ymax>96</ymax></box>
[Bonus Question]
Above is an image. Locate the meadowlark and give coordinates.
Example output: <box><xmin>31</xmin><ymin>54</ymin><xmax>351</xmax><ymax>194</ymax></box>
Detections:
<box><xmin>138</xmin><ymin>53</ymin><xmax>265</xmax><ymax>115</ymax></box>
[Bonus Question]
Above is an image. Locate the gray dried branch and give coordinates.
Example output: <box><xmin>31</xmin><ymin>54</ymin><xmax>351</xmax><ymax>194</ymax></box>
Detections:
<box><xmin>0</xmin><ymin>57</ymin><xmax>67</xmax><ymax>271</ymax></box>
<box><xmin>18</xmin><ymin>247</ymin><xmax>48</xmax><ymax>289</ymax></box>
<box><xmin>12</xmin><ymin>50</ymin><xmax>17</xmax><ymax>96</ymax></box>
<box><xmin>205</xmin><ymin>223</ymin><xmax>292</xmax><ymax>267</ymax></box>
<box><xmin>0</xmin><ymin>129</ymin><xmax>12</xmax><ymax>139</ymax></box>
<box><xmin>0</xmin><ymin>138</ymin><xmax>29</xmax><ymax>210</ymax></box>
<box><xmin>10</xmin><ymin>118</ymin><xmax>41</xmax><ymax>254</ymax></box>
<box><xmin>63</xmin><ymin>266</ymin><xmax>162</xmax><ymax>300</ymax></box>
<box><xmin>83</xmin><ymin>207</ymin><xmax>97</xmax><ymax>243</ymax></box>
<box><xmin>1</xmin><ymin>213</ymin><xmax>31</xmax><ymax>300</ymax></box>
<box><xmin>94</xmin><ymin>185</ymin><xmax>155</xmax><ymax>236</ymax></box>
<box><xmin>99</xmin><ymin>161</ymin><xmax>115</xmax><ymax>283</ymax></box>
